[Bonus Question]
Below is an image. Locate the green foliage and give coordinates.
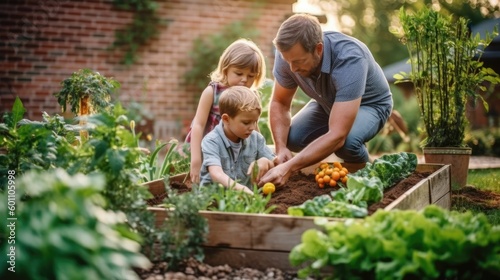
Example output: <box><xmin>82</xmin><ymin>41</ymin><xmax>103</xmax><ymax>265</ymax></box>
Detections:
<box><xmin>111</xmin><ymin>0</ymin><xmax>163</xmax><ymax>65</ymax></box>
<box><xmin>466</xmin><ymin>128</ymin><xmax>500</xmax><ymax>156</ymax></box>
<box><xmin>395</xmin><ymin>7</ymin><xmax>500</xmax><ymax>148</ymax></box>
<box><xmin>156</xmin><ymin>186</ymin><xmax>214</xmax><ymax>269</ymax></box>
<box><xmin>1</xmin><ymin>98</ymin><xmax>160</xmax><ymax>261</ymax></box>
<box><xmin>0</xmin><ymin>97</ymin><xmax>79</xmax><ymax>190</ymax></box>
<box><xmin>206</xmin><ymin>184</ymin><xmax>276</xmax><ymax>214</ymax></box>
<box><xmin>467</xmin><ymin>168</ymin><xmax>500</xmax><ymax>194</ymax></box>
<box><xmin>287</xmin><ymin>190</ymin><xmax>368</xmax><ymax>218</ymax></box>
<box><xmin>54</xmin><ymin>69</ymin><xmax>120</xmax><ymax>115</ymax></box>
<box><xmin>0</xmin><ymin>169</ymin><xmax>151</xmax><ymax>280</ymax></box>
<box><xmin>290</xmin><ymin>205</ymin><xmax>500</xmax><ymax>279</ymax></box>
<box><xmin>139</xmin><ymin>139</ymin><xmax>190</xmax><ymax>182</ymax></box>
<box><xmin>315</xmin><ymin>0</ymin><xmax>498</xmax><ymax>67</ymax></box>
<box><xmin>184</xmin><ymin>17</ymin><xmax>260</xmax><ymax>92</ymax></box>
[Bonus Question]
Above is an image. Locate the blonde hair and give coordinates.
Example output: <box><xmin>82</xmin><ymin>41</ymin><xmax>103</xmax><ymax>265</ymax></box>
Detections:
<box><xmin>273</xmin><ymin>13</ymin><xmax>323</xmax><ymax>53</ymax></box>
<box><xmin>210</xmin><ymin>39</ymin><xmax>266</xmax><ymax>89</ymax></box>
<box><xmin>219</xmin><ymin>86</ymin><xmax>262</xmax><ymax>118</ymax></box>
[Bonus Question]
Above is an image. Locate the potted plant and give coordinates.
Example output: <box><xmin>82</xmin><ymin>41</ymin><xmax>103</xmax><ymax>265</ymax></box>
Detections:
<box><xmin>395</xmin><ymin>7</ymin><xmax>500</xmax><ymax>189</ymax></box>
<box><xmin>54</xmin><ymin>68</ymin><xmax>120</xmax><ymax>142</ymax></box>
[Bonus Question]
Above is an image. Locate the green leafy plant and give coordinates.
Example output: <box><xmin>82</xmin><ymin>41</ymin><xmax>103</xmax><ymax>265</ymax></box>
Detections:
<box><xmin>287</xmin><ymin>191</ymin><xmax>368</xmax><ymax>218</ymax></box>
<box><xmin>156</xmin><ymin>186</ymin><xmax>214</xmax><ymax>270</ymax></box>
<box><xmin>0</xmin><ymin>97</ymin><xmax>79</xmax><ymax>190</ymax></box>
<box><xmin>54</xmin><ymin>68</ymin><xmax>119</xmax><ymax>116</ymax></box>
<box><xmin>206</xmin><ymin>184</ymin><xmax>276</xmax><ymax>214</ymax></box>
<box><xmin>138</xmin><ymin>139</ymin><xmax>190</xmax><ymax>182</ymax></box>
<box><xmin>0</xmin><ymin>168</ymin><xmax>151</xmax><ymax>279</ymax></box>
<box><xmin>289</xmin><ymin>205</ymin><xmax>500</xmax><ymax>279</ymax></box>
<box><xmin>111</xmin><ymin>0</ymin><xmax>163</xmax><ymax>65</ymax></box>
<box><xmin>394</xmin><ymin>8</ymin><xmax>500</xmax><ymax>148</ymax></box>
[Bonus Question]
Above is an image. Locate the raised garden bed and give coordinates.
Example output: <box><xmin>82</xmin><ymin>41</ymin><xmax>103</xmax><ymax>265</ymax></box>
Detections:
<box><xmin>145</xmin><ymin>163</ymin><xmax>450</xmax><ymax>271</ymax></box>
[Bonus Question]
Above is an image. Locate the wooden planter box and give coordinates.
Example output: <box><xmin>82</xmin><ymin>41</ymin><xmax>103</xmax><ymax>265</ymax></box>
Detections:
<box><xmin>146</xmin><ymin>164</ymin><xmax>450</xmax><ymax>272</ymax></box>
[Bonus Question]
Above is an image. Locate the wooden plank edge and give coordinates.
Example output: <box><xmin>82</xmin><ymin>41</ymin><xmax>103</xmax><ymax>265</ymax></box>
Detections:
<box><xmin>384</xmin><ymin>179</ymin><xmax>430</xmax><ymax>211</ymax></box>
<box><xmin>433</xmin><ymin>192</ymin><xmax>451</xmax><ymax>210</ymax></box>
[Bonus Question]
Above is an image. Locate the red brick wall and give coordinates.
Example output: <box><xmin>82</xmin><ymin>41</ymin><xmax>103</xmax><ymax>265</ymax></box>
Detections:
<box><xmin>0</xmin><ymin>0</ymin><xmax>295</xmax><ymax>141</ymax></box>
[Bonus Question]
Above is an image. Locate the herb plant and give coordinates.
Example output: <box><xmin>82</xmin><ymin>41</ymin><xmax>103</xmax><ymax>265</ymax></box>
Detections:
<box><xmin>54</xmin><ymin>68</ymin><xmax>119</xmax><ymax>116</ymax></box>
<box><xmin>207</xmin><ymin>184</ymin><xmax>276</xmax><ymax>214</ymax></box>
<box><xmin>394</xmin><ymin>8</ymin><xmax>500</xmax><ymax>148</ymax></box>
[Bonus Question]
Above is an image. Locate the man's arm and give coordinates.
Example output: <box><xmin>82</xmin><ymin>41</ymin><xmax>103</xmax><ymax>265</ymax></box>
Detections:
<box><xmin>269</xmin><ymin>80</ymin><xmax>296</xmax><ymax>162</ymax></box>
<box><xmin>286</xmin><ymin>98</ymin><xmax>361</xmax><ymax>171</ymax></box>
<box><xmin>260</xmin><ymin>97</ymin><xmax>361</xmax><ymax>186</ymax></box>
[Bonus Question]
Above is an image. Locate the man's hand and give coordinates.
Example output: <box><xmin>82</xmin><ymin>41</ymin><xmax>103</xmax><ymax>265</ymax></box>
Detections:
<box><xmin>274</xmin><ymin>148</ymin><xmax>293</xmax><ymax>165</ymax></box>
<box><xmin>258</xmin><ymin>162</ymin><xmax>292</xmax><ymax>187</ymax></box>
<box><xmin>247</xmin><ymin>158</ymin><xmax>274</xmax><ymax>183</ymax></box>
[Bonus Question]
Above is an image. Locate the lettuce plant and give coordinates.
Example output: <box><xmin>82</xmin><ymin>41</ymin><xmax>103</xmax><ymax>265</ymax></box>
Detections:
<box><xmin>290</xmin><ymin>205</ymin><xmax>500</xmax><ymax>279</ymax></box>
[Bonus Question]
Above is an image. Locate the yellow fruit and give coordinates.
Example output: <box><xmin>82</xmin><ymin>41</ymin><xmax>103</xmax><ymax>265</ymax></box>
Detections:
<box><xmin>262</xmin><ymin>182</ymin><xmax>276</xmax><ymax>195</ymax></box>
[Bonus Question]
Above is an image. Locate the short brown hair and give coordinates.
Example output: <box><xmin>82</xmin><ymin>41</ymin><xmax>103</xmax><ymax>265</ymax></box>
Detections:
<box><xmin>219</xmin><ymin>86</ymin><xmax>261</xmax><ymax>118</ymax></box>
<box><xmin>210</xmin><ymin>39</ymin><xmax>267</xmax><ymax>89</ymax></box>
<box><xmin>273</xmin><ymin>13</ymin><xmax>323</xmax><ymax>53</ymax></box>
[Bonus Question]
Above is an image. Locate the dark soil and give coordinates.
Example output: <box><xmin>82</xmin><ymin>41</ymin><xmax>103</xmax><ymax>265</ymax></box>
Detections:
<box><xmin>452</xmin><ymin>186</ymin><xmax>500</xmax><ymax>209</ymax></box>
<box><xmin>141</xmin><ymin>171</ymin><xmax>500</xmax><ymax>280</ymax></box>
<box><xmin>147</xmin><ymin>170</ymin><xmax>433</xmax><ymax>215</ymax></box>
<box><xmin>266</xmin><ymin>171</ymin><xmax>431</xmax><ymax>215</ymax></box>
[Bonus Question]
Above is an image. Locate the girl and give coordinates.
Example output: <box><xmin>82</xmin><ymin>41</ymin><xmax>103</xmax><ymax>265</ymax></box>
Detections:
<box><xmin>186</xmin><ymin>38</ymin><xmax>267</xmax><ymax>184</ymax></box>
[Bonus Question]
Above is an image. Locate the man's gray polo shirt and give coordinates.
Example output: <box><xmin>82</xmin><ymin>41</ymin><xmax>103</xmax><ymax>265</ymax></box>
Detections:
<box><xmin>273</xmin><ymin>31</ymin><xmax>392</xmax><ymax>114</ymax></box>
<box><xmin>200</xmin><ymin>122</ymin><xmax>275</xmax><ymax>188</ymax></box>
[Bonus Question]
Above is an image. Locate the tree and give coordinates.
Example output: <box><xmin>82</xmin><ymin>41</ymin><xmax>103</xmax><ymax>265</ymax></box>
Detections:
<box><xmin>310</xmin><ymin>0</ymin><xmax>499</xmax><ymax>67</ymax></box>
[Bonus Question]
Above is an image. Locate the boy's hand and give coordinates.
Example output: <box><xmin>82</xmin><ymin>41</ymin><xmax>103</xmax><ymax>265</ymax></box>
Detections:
<box><xmin>247</xmin><ymin>157</ymin><xmax>274</xmax><ymax>183</ymax></box>
<box><xmin>233</xmin><ymin>183</ymin><xmax>254</xmax><ymax>195</ymax></box>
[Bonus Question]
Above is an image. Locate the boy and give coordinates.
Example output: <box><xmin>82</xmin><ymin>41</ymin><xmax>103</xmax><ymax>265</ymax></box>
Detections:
<box><xmin>200</xmin><ymin>86</ymin><xmax>275</xmax><ymax>195</ymax></box>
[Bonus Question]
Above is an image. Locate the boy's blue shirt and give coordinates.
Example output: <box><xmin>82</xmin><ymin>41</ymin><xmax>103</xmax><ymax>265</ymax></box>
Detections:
<box><xmin>200</xmin><ymin>122</ymin><xmax>275</xmax><ymax>188</ymax></box>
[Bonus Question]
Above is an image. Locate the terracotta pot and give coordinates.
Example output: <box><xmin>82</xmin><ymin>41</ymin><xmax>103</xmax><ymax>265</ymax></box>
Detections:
<box><xmin>423</xmin><ymin>147</ymin><xmax>471</xmax><ymax>190</ymax></box>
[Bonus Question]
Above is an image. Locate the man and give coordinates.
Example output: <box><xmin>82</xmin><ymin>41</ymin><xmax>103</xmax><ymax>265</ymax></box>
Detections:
<box><xmin>259</xmin><ymin>13</ymin><xmax>393</xmax><ymax>187</ymax></box>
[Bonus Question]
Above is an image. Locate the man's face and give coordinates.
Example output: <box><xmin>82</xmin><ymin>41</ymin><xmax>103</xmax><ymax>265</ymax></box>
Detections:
<box><xmin>280</xmin><ymin>43</ymin><xmax>323</xmax><ymax>78</ymax></box>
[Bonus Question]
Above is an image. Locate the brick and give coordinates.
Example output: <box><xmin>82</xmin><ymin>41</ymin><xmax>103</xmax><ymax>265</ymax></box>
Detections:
<box><xmin>0</xmin><ymin>0</ymin><xmax>293</xmax><ymax>140</ymax></box>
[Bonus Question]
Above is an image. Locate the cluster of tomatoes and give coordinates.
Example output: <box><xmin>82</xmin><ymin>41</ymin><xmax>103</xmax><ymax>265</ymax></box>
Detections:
<box><xmin>314</xmin><ymin>162</ymin><xmax>349</xmax><ymax>188</ymax></box>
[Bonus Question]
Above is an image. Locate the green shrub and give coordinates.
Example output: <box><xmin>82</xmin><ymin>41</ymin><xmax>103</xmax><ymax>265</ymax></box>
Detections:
<box><xmin>0</xmin><ymin>169</ymin><xmax>151</xmax><ymax>280</ymax></box>
<box><xmin>466</xmin><ymin>128</ymin><xmax>500</xmax><ymax>156</ymax></box>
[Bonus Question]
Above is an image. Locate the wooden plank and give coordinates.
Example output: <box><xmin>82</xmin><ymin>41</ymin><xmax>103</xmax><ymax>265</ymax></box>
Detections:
<box><xmin>201</xmin><ymin>212</ymin><xmax>329</xmax><ymax>251</ymax></box>
<box><xmin>433</xmin><ymin>192</ymin><xmax>451</xmax><ymax>209</ymax></box>
<box><xmin>384</xmin><ymin>179</ymin><xmax>430</xmax><ymax>211</ymax></box>
<box><xmin>144</xmin><ymin>179</ymin><xmax>166</xmax><ymax>197</ymax></box>
<box><xmin>143</xmin><ymin>173</ymin><xmax>190</xmax><ymax>197</ymax></box>
<box><xmin>415</xmin><ymin>163</ymin><xmax>443</xmax><ymax>173</ymax></box>
<box><xmin>428</xmin><ymin>165</ymin><xmax>451</xmax><ymax>203</ymax></box>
